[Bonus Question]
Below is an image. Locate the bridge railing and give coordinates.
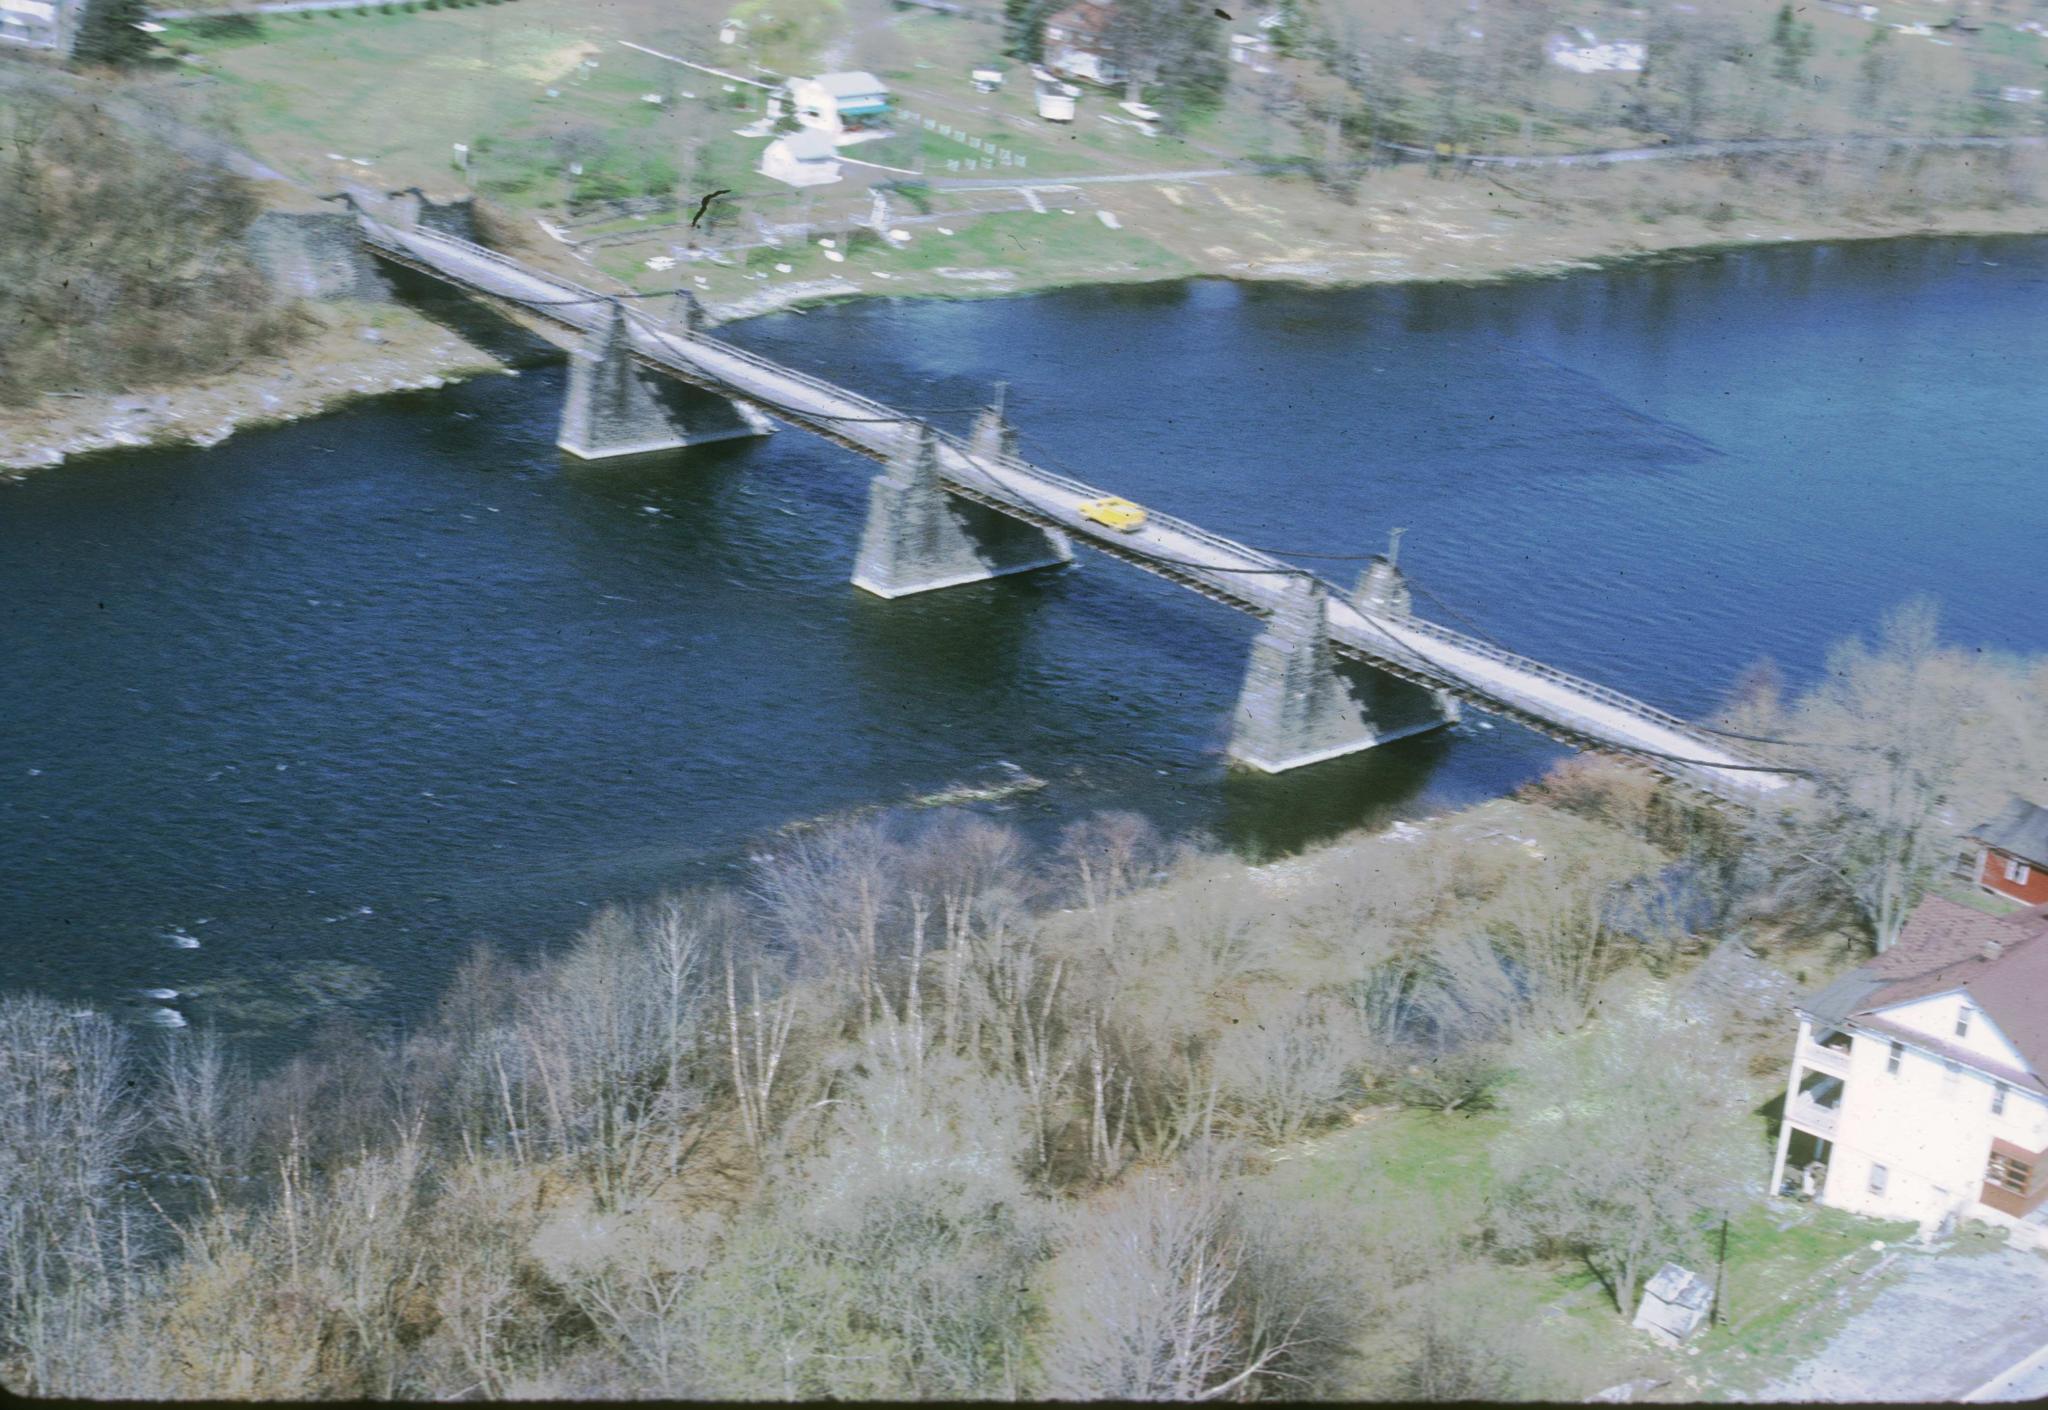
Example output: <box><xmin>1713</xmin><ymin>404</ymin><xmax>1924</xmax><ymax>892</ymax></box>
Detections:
<box><xmin>364</xmin><ymin>215</ymin><xmax>1774</xmax><ymax>780</ymax></box>
<box><xmin>631</xmin><ymin>283</ymin><xmax>1767</xmax><ymax>769</ymax></box>
<box><xmin>1349</xmin><ymin>609</ymin><xmax>1771</xmax><ymax>770</ymax></box>
<box><xmin>628</xmin><ymin>304</ymin><xmax>1310</xmax><ymax>587</ymax></box>
<box><xmin>628</xmin><ymin>310</ymin><xmax>905</xmax><ymax>421</ymax></box>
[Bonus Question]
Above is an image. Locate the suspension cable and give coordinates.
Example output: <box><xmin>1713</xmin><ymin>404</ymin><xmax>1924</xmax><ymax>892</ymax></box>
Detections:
<box><xmin>606</xmin><ymin>312</ymin><xmax>1814</xmax><ymax>780</ymax></box>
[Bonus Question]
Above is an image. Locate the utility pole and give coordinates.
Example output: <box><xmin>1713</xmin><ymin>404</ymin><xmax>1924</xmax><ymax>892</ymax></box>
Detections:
<box><xmin>1711</xmin><ymin>1212</ymin><xmax>1730</xmax><ymax>1327</ymax></box>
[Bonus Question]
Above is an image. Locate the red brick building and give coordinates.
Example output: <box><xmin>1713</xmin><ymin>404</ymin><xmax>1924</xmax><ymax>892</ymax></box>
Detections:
<box><xmin>1968</xmin><ymin>796</ymin><xmax>2048</xmax><ymax>905</ymax></box>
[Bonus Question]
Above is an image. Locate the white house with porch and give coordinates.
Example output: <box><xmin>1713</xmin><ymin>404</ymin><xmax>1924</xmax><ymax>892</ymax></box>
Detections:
<box><xmin>782</xmin><ymin>71</ymin><xmax>893</xmax><ymax>145</ymax></box>
<box><xmin>1771</xmin><ymin>897</ymin><xmax>2048</xmax><ymax>1246</ymax></box>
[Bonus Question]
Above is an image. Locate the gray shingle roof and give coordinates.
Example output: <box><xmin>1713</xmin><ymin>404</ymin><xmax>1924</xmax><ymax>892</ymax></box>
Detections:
<box><xmin>811</xmin><ymin>71</ymin><xmax>888</xmax><ymax>100</ymax></box>
<box><xmin>778</xmin><ymin>129</ymin><xmax>839</xmax><ymax>160</ymax></box>
<box><xmin>1968</xmin><ymin>795</ymin><xmax>2048</xmax><ymax>867</ymax></box>
<box><xmin>1797</xmin><ymin>969</ymin><xmax>1888</xmax><ymax>1031</ymax></box>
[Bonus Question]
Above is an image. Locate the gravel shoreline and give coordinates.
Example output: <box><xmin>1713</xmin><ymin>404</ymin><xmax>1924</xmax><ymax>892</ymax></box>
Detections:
<box><xmin>0</xmin><ymin>302</ymin><xmax>510</xmax><ymax>479</ymax></box>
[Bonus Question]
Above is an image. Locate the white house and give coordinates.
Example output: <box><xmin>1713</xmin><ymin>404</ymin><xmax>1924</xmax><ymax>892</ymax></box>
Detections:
<box><xmin>0</xmin><ymin>0</ymin><xmax>78</xmax><ymax>52</ymax></box>
<box><xmin>783</xmin><ymin>71</ymin><xmax>892</xmax><ymax>145</ymax></box>
<box><xmin>1770</xmin><ymin>897</ymin><xmax>2048</xmax><ymax>1245</ymax></box>
<box><xmin>758</xmin><ymin>129</ymin><xmax>843</xmax><ymax>187</ymax></box>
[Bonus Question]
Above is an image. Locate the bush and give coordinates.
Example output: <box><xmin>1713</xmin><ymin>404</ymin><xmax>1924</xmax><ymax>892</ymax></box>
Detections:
<box><xmin>0</xmin><ymin>87</ymin><xmax>299</xmax><ymax>405</ymax></box>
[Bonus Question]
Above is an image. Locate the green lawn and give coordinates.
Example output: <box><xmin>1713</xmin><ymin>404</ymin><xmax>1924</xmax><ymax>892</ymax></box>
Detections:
<box><xmin>158</xmin><ymin>0</ymin><xmax>755</xmax><ymax>199</ymax></box>
<box><xmin>1258</xmin><ymin>1105</ymin><xmax>1919</xmax><ymax>1400</ymax></box>
<box><xmin>1688</xmin><ymin>1203</ymin><xmax>1918</xmax><ymax>1397</ymax></box>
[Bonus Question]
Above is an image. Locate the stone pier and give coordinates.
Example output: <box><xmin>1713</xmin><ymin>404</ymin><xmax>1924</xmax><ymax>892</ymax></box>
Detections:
<box><xmin>557</xmin><ymin>302</ymin><xmax>772</xmax><ymax>460</ymax></box>
<box><xmin>969</xmin><ymin>382</ymin><xmax>1021</xmax><ymax>463</ymax></box>
<box><xmin>852</xmin><ymin>423</ymin><xmax>1073</xmax><ymax>598</ymax></box>
<box><xmin>1228</xmin><ymin>574</ymin><xmax>1457</xmax><ymax>772</ymax></box>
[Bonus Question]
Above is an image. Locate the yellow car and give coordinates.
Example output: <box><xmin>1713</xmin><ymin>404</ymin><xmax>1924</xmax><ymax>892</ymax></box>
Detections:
<box><xmin>1079</xmin><ymin>496</ymin><xmax>1147</xmax><ymax>534</ymax></box>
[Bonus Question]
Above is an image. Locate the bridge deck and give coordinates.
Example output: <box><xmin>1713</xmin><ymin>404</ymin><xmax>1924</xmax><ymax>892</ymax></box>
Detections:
<box><xmin>356</xmin><ymin>210</ymin><xmax>1792</xmax><ymax>802</ymax></box>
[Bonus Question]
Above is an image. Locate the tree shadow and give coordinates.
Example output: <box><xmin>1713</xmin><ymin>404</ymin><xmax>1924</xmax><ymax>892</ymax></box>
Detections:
<box><xmin>1581</xmin><ymin>1252</ymin><xmax>1624</xmax><ymax>1316</ymax></box>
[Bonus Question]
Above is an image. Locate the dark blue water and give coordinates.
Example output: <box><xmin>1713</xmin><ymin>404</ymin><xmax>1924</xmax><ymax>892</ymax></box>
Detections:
<box><xmin>4</xmin><ymin>236</ymin><xmax>2044</xmax><ymax>1055</ymax></box>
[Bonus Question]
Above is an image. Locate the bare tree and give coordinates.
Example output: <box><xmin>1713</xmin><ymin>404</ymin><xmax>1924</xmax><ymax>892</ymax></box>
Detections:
<box><xmin>1214</xmin><ymin>992</ymin><xmax>1358</xmax><ymax>1145</ymax></box>
<box><xmin>1490</xmin><ymin>1002</ymin><xmax>1752</xmax><ymax>1318</ymax></box>
<box><xmin>1040</xmin><ymin>1148</ymin><xmax>1340</xmax><ymax>1399</ymax></box>
<box><xmin>152</xmin><ymin>1028</ymin><xmax>250</xmax><ymax>1213</ymax></box>
<box><xmin>686</xmin><ymin>1040</ymin><xmax>1045</xmax><ymax>1398</ymax></box>
<box><xmin>1749</xmin><ymin>599</ymin><xmax>2048</xmax><ymax>950</ymax></box>
<box><xmin>0</xmin><ymin>997</ymin><xmax>140</xmax><ymax>1387</ymax></box>
<box><xmin>723</xmin><ymin>934</ymin><xmax>797</xmax><ymax>1162</ymax></box>
<box><xmin>515</xmin><ymin>897</ymin><xmax>716</xmax><ymax>1208</ymax></box>
<box><xmin>755</xmin><ymin>820</ymin><xmax>905</xmax><ymax>1028</ymax></box>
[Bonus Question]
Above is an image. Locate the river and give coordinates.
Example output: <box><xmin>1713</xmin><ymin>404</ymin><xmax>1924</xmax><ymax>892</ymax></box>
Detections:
<box><xmin>4</xmin><ymin>235</ymin><xmax>2044</xmax><ymax>1060</ymax></box>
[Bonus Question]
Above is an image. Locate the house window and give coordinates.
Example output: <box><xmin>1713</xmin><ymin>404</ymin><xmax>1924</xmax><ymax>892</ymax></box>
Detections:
<box><xmin>1869</xmin><ymin>1163</ymin><xmax>1889</xmax><ymax>1195</ymax></box>
<box><xmin>1987</xmin><ymin>1150</ymin><xmax>2033</xmax><ymax>1196</ymax></box>
<box><xmin>1956</xmin><ymin>1006</ymin><xmax>1973</xmax><ymax>1039</ymax></box>
<box><xmin>1887</xmin><ymin>1041</ymin><xmax>1904</xmax><ymax>1075</ymax></box>
<box><xmin>2006</xmin><ymin>856</ymin><xmax>2032</xmax><ymax>886</ymax></box>
<box><xmin>1943</xmin><ymin>1059</ymin><xmax>1962</xmax><ymax>1090</ymax></box>
<box><xmin>1992</xmin><ymin>1082</ymin><xmax>2009</xmax><ymax>1116</ymax></box>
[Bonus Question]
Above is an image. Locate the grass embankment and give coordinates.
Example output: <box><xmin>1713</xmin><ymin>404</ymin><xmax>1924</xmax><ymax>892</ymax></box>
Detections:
<box><xmin>1262</xmin><ymin>1102</ymin><xmax>1920</xmax><ymax>1401</ymax></box>
<box><xmin>139</xmin><ymin>0</ymin><xmax>2048</xmax><ymax>328</ymax></box>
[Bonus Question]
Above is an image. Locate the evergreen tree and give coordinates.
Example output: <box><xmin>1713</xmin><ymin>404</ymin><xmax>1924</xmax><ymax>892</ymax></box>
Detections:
<box><xmin>72</xmin><ymin>0</ymin><xmax>157</xmax><ymax>67</ymax></box>
<box><xmin>1859</xmin><ymin>27</ymin><xmax>1897</xmax><ymax>116</ymax></box>
<box><xmin>1003</xmin><ymin>0</ymin><xmax>1050</xmax><ymax>64</ymax></box>
<box><xmin>1769</xmin><ymin>1</ymin><xmax>1814</xmax><ymax>85</ymax></box>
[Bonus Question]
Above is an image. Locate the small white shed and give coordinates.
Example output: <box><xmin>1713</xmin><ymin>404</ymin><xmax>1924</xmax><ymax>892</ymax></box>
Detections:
<box><xmin>1631</xmin><ymin>1262</ymin><xmax>1713</xmax><ymax>1346</ymax></box>
<box><xmin>759</xmin><ymin>129</ymin><xmax>843</xmax><ymax>187</ymax></box>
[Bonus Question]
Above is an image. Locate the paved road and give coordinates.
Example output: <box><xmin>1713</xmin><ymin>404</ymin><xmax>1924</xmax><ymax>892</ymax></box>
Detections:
<box><xmin>928</xmin><ymin>167</ymin><xmax>1236</xmax><ymax>190</ymax></box>
<box><xmin>154</xmin><ymin>0</ymin><xmax>429</xmax><ymax>18</ymax></box>
<box><xmin>1761</xmin><ymin>1246</ymin><xmax>2048</xmax><ymax>1402</ymax></box>
<box><xmin>1379</xmin><ymin>133</ymin><xmax>2048</xmax><ymax>170</ymax></box>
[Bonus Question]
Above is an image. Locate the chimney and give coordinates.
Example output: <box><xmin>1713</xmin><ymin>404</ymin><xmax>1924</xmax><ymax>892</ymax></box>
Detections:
<box><xmin>1981</xmin><ymin>937</ymin><xmax>2005</xmax><ymax>962</ymax></box>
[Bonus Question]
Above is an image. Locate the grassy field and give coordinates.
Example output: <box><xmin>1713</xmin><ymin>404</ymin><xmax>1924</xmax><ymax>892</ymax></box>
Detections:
<box><xmin>1258</xmin><ymin>1103</ymin><xmax>1921</xmax><ymax>1400</ymax></box>
<box><xmin>138</xmin><ymin>0</ymin><xmax>2048</xmax><ymax>323</ymax></box>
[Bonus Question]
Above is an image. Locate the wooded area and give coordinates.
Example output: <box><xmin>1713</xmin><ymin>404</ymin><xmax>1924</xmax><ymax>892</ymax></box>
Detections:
<box><xmin>5</xmin><ymin>609</ymin><xmax>2042</xmax><ymax>1398</ymax></box>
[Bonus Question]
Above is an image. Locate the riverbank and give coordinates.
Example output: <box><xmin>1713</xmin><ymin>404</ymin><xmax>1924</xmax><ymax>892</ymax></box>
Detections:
<box><xmin>662</xmin><ymin>158</ymin><xmax>2048</xmax><ymax>317</ymax></box>
<box><xmin>7</xmin><ymin>186</ymin><xmax>2047</xmax><ymax>478</ymax></box>
<box><xmin>0</xmin><ymin>300</ymin><xmax>509</xmax><ymax>478</ymax></box>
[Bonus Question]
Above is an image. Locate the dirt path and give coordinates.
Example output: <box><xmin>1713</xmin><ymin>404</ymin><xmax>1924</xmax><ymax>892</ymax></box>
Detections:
<box><xmin>1758</xmin><ymin>1246</ymin><xmax>2048</xmax><ymax>1402</ymax></box>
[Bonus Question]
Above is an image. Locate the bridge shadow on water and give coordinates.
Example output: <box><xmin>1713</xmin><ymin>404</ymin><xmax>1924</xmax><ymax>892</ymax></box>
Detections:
<box><xmin>840</xmin><ymin>569</ymin><xmax>1058</xmax><ymax>699</ymax></box>
<box><xmin>1218</xmin><ymin>726</ymin><xmax>1452</xmax><ymax>860</ymax></box>
<box><xmin>380</xmin><ymin>263</ymin><xmax>571</xmax><ymax>369</ymax></box>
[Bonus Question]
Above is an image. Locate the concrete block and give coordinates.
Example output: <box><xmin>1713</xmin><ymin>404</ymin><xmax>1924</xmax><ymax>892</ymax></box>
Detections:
<box><xmin>852</xmin><ymin>424</ymin><xmax>1071</xmax><ymax>598</ymax></box>
<box><xmin>1229</xmin><ymin>577</ymin><xmax>1454</xmax><ymax>771</ymax></box>
<box><xmin>245</xmin><ymin>211</ymin><xmax>396</xmax><ymax>302</ymax></box>
<box><xmin>558</xmin><ymin>303</ymin><xmax>772</xmax><ymax>460</ymax></box>
<box><xmin>1632</xmin><ymin>1263</ymin><xmax>1712</xmax><ymax>1347</ymax></box>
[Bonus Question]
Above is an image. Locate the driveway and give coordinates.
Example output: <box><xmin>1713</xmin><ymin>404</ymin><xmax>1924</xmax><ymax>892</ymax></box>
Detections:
<box><xmin>1760</xmin><ymin>1246</ymin><xmax>2048</xmax><ymax>1402</ymax></box>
